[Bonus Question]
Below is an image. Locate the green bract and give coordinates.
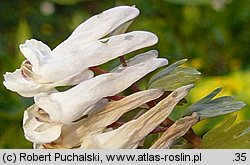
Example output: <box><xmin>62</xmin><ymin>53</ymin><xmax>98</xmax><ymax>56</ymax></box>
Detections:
<box><xmin>148</xmin><ymin>59</ymin><xmax>200</xmax><ymax>91</ymax></box>
<box><xmin>184</xmin><ymin>88</ymin><xmax>245</xmax><ymax>119</ymax></box>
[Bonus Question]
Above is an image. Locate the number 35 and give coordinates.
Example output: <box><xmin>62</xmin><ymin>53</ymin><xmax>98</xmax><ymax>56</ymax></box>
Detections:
<box><xmin>234</xmin><ymin>153</ymin><xmax>246</xmax><ymax>161</ymax></box>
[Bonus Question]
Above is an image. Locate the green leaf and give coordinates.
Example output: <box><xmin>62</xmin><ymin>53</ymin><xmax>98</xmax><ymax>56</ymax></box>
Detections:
<box><xmin>148</xmin><ymin>59</ymin><xmax>200</xmax><ymax>91</ymax></box>
<box><xmin>202</xmin><ymin>115</ymin><xmax>250</xmax><ymax>148</ymax></box>
<box><xmin>184</xmin><ymin>88</ymin><xmax>245</xmax><ymax>119</ymax></box>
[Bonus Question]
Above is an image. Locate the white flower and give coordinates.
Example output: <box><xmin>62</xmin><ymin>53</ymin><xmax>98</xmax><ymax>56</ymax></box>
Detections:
<box><xmin>3</xmin><ymin>6</ymin><xmax>159</xmax><ymax>97</ymax></box>
<box><xmin>23</xmin><ymin>104</ymin><xmax>63</xmax><ymax>144</ymax></box>
<box><xmin>24</xmin><ymin>88</ymin><xmax>164</xmax><ymax>146</ymax></box>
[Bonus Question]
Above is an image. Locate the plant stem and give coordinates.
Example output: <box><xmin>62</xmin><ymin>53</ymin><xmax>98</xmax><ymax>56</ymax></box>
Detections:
<box><xmin>107</xmin><ymin>95</ymin><xmax>125</xmax><ymax>101</ymax></box>
<box><xmin>89</xmin><ymin>66</ymin><xmax>108</xmax><ymax>74</ymax></box>
<box><xmin>119</xmin><ymin>56</ymin><xmax>127</xmax><ymax>67</ymax></box>
<box><xmin>183</xmin><ymin>129</ymin><xmax>202</xmax><ymax>148</ymax></box>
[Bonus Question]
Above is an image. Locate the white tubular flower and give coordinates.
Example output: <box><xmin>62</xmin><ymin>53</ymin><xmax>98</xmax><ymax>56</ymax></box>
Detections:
<box><xmin>23</xmin><ymin>105</ymin><xmax>63</xmax><ymax>144</ymax></box>
<box><xmin>3</xmin><ymin>6</ymin><xmax>157</xmax><ymax>97</ymax></box>
<box><xmin>24</xmin><ymin>89</ymin><xmax>164</xmax><ymax>146</ymax></box>
<box><xmin>33</xmin><ymin>52</ymin><xmax>167</xmax><ymax>124</ymax></box>
<box><xmin>80</xmin><ymin>84</ymin><xmax>194</xmax><ymax>149</ymax></box>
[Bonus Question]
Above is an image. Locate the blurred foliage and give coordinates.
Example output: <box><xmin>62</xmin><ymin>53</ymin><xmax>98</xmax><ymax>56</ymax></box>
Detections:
<box><xmin>0</xmin><ymin>0</ymin><xmax>249</xmax><ymax>148</ymax></box>
<box><xmin>202</xmin><ymin>115</ymin><xmax>250</xmax><ymax>149</ymax></box>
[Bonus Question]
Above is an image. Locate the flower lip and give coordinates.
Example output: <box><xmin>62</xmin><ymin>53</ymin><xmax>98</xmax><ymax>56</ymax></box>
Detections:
<box><xmin>19</xmin><ymin>39</ymin><xmax>52</xmax><ymax>68</ymax></box>
<box><xmin>23</xmin><ymin>105</ymin><xmax>63</xmax><ymax>144</ymax></box>
<box><xmin>21</xmin><ymin>60</ymin><xmax>33</xmax><ymax>79</ymax></box>
<box><xmin>3</xmin><ymin>68</ymin><xmax>94</xmax><ymax>97</ymax></box>
<box><xmin>34</xmin><ymin>93</ymin><xmax>62</xmax><ymax>122</ymax></box>
<box><xmin>34</xmin><ymin>108</ymin><xmax>52</xmax><ymax>123</ymax></box>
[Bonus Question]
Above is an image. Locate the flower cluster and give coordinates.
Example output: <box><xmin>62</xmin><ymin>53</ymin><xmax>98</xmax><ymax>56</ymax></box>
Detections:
<box><xmin>3</xmin><ymin>6</ymin><xmax>199</xmax><ymax>149</ymax></box>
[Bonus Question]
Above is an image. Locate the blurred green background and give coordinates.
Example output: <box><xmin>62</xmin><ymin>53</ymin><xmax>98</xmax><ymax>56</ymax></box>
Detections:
<box><xmin>0</xmin><ymin>0</ymin><xmax>249</xmax><ymax>148</ymax></box>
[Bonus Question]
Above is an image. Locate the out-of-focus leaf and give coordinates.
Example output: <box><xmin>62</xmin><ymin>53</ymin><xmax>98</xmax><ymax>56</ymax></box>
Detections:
<box><xmin>164</xmin><ymin>0</ymin><xmax>211</xmax><ymax>5</ymax></box>
<box><xmin>148</xmin><ymin>59</ymin><xmax>200</xmax><ymax>91</ymax></box>
<box><xmin>51</xmin><ymin>0</ymin><xmax>89</xmax><ymax>5</ymax></box>
<box><xmin>0</xmin><ymin>114</ymin><xmax>32</xmax><ymax>148</ymax></box>
<box><xmin>165</xmin><ymin>0</ymin><xmax>231</xmax><ymax>11</ymax></box>
<box><xmin>16</xmin><ymin>18</ymin><xmax>31</xmax><ymax>62</ymax></box>
<box><xmin>202</xmin><ymin>115</ymin><xmax>250</xmax><ymax>148</ymax></box>
<box><xmin>184</xmin><ymin>88</ymin><xmax>245</xmax><ymax>119</ymax></box>
<box><xmin>16</xmin><ymin>18</ymin><xmax>31</xmax><ymax>45</ymax></box>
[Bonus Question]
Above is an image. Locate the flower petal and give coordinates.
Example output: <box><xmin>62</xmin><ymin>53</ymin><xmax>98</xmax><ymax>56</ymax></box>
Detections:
<box><xmin>80</xmin><ymin>85</ymin><xmax>194</xmax><ymax>149</ymax></box>
<box><xmin>3</xmin><ymin>68</ymin><xmax>93</xmax><ymax>97</ymax></box>
<box><xmin>150</xmin><ymin>113</ymin><xmax>199</xmax><ymax>149</ymax></box>
<box><xmin>111</xmin><ymin>50</ymin><xmax>162</xmax><ymax>72</ymax></box>
<box><xmin>70</xmin><ymin>6</ymin><xmax>139</xmax><ymax>38</ymax></box>
<box><xmin>67</xmin><ymin>31</ymin><xmax>159</xmax><ymax>68</ymax></box>
<box><xmin>53</xmin><ymin>6</ymin><xmax>139</xmax><ymax>55</ymax></box>
<box><xmin>3</xmin><ymin>69</ymin><xmax>55</xmax><ymax>97</ymax></box>
<box><xmin>23</xmin><ymin>105</ymin><xmax>63</xmax><ymax>143</ymax></box>
<box><xmin>19</xmin><ymin>39</ymin><xmax>51</xmax><ymax>68</ymax></box>
<box><xmin>54</xmin><ymin>69</ymin><xmax>94</xmax><ymax>86</ymax></box>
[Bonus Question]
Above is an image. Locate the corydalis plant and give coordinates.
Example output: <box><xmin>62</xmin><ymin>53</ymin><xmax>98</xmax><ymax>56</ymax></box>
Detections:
<box><xmin>4</xmin><ymin>6</ymin><xmax>247</xmax><ymax>149</ymax></box>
